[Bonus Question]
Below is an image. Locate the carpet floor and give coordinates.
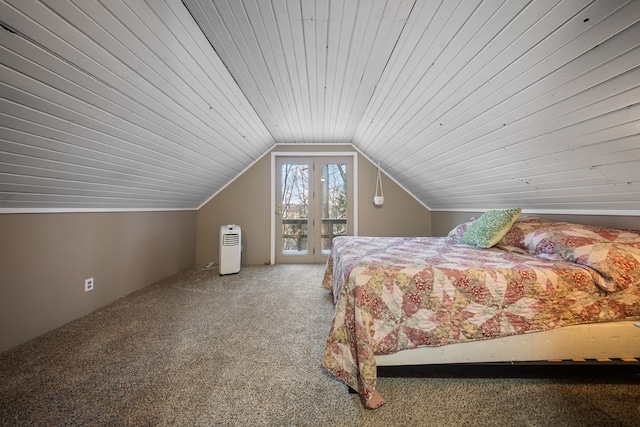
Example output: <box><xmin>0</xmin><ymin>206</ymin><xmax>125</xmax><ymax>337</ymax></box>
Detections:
<box><xmin>1</xmin><ymin>264</ymin><xmax>639</xmax><ymax>426</ymax></box>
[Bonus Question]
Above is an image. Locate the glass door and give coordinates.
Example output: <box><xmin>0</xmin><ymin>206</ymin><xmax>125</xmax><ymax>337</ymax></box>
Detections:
<box><xmin>276</xmin><ymin>157</ymin><xmax>313</xmax><ymax>262</ymax></box>
<box><xmin>319</xmin><ymin>161</ymin><xmax>349</xmax><ymax>256</ymax></box>
<box><xmin>275</xmin><ymin>156</ymin><xmax>352</xmax><ymax>264</ymax></box>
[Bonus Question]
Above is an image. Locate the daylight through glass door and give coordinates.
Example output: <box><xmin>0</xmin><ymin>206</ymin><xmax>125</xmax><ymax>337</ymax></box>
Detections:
<box><xmin>280</xmin><ymin>159</ymin><xmax>311</xmax><ymax>256</ymax></box>
<box><xmin>276</xmin><ymin>156</ymin><xmax>352</xmax><ymax>264</ymax></box>
<box><xmin>320</xmin><ymin>162</ymin><xmax>348</xmax><ymax>255</ymax></box>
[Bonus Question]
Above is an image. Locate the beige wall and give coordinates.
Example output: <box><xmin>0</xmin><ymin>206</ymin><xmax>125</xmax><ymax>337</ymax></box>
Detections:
<box><xmin>196</xmin><ymin>144</ymin><xmax>431</xmax><ymax>265</ymax></box>
<box><xmin>0</xmin><ymin>210</ymin><xmax>196</xmax><ymax>353</ymax></box>
<box><xmin>431</xmin><ymin>210</ymin><xmax>640</xmax><ymax>237</ymax></box>
<box><xmin>357</xmin><ymin>151</ymin><xmax>431</xmax><ymax>238</ymax></box>
<box><xmin>5</xmin><ymin>165</ymin><xmax>635</xmax><ymax>355</ymax></box>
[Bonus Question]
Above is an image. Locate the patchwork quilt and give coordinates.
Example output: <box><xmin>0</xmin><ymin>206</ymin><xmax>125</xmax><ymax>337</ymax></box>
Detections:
<box><xmin>322</xmin><ymin>234</ymin><xmax>640</xmax><ymax>408</ymax></box>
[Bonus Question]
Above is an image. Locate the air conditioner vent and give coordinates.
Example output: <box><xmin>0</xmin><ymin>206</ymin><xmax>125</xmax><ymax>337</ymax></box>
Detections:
<box><xmin>222</xmin><ymin>233</ymin><xmax>240</xmax><ymax>246</ymax></box>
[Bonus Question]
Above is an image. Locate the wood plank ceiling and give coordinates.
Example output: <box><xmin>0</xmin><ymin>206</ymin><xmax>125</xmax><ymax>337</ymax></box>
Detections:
<box><xmin>1</xmin><ymin>0</ymin><xmax>639</xmax><ymax>213</ymax></box>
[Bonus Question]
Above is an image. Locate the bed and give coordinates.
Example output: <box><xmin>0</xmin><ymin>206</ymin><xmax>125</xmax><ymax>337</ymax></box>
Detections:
<box><xmin>321</xmin><ymin>210</ymin><xmax>640</xmax><ymax>408</ymax></box>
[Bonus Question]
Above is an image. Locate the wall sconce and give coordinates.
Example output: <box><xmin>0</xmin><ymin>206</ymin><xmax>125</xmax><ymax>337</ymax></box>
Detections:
<box><xmin>374</xmin><ymin>162</ymin><xmax>384</xmax><ymax>207</ymax></box>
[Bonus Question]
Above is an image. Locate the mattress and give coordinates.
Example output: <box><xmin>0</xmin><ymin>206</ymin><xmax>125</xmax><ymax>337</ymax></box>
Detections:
<box><xmin>376</xmin><ymin>319</ymin><xmax>640</xmax><ymax>365</ymax></box>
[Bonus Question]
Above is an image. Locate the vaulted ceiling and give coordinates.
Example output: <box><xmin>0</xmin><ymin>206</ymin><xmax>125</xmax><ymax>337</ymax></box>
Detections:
<box><xmin>1</xmin><ymin>0</ymin><xmax>639</xmax><ymax>214</ymax></box>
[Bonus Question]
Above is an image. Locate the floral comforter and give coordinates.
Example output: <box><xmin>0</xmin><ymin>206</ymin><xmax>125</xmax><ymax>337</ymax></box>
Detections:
<box><xmin>322</xmin><ymin>236</ymin><xmax>640</xmax><ymax>408</ymax></box>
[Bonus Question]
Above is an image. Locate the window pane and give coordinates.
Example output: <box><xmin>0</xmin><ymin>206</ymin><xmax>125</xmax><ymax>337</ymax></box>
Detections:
<box><xmin>281</xmin><ymin>163</ymin><xmax>308</xmax><ymax>254</ymax></box>
<box><xmin>321</xmin><ymin>163</ymin><xmax>347</xmax><ymax>252</ymax></box>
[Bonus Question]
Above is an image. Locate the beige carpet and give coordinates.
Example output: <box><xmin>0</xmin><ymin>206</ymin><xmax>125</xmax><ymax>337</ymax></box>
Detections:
<box><xmin>1</xmin><ymin>264</ymin><xmax>639</xmax><ymax>426</ymax></box>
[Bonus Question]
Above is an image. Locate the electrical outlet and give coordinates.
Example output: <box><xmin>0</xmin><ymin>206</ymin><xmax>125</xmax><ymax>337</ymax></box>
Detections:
<box><xmin>84</xmin><ymin>278</ymin><xmax>94</xmax><ymax>292</ymax></box>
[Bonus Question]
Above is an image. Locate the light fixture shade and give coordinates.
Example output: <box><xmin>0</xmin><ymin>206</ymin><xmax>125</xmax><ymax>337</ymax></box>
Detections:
<box><xmin>374</xmin><ymin>162</ymin><xmax>384</xmax><ymax>206</ymax></box>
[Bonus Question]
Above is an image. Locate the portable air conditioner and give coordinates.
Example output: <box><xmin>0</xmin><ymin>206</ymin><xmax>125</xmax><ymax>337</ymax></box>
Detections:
<box><xmin>220</xmin><ymin>225</ymin><xmax>241</xmax><ymax>275</ymax></box>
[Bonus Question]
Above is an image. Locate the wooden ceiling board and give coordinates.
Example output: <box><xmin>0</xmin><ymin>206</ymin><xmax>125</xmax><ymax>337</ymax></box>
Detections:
<box><xmin>0</xmin><ymin>0</ymin><xmax>274</xmax><ymax>210</ymax></box>
<box><xmin>184</xmin><ymin>0</ymin><xmax>415</xmax><ymax>143</ymax></box>
<box><xmin>355</xmin><ymin>0</ymin><xmax>639</xmax><ymax>211</ymax></box>
<box><xmin>0</xmin><ymin>0</ymin><xmax>638</xmax><ymax>214</ymax></box>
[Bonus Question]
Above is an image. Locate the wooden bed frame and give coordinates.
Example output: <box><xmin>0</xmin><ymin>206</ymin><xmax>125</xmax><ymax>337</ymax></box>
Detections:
<box><xmin>376</xmin><ymin>320</ymin><xmax>640</xmax><ymax>366</ymax></box>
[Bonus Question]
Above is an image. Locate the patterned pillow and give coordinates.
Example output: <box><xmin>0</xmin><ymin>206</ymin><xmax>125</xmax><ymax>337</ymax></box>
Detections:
<box><xmin>519</xmin><ymin>221</ymin><xmax>640</xmax><ymax>292</ymax></box>
<box><xmin>446</xmin><ymin>217</ymin><xmax>476</xmax><ymax>241</ymax></box>
<box><xmin>589</xmin><ymin>243</ymin><xmax>640</xmax><ymax>291</ymax></box>
<box><xmin>461</xmin><ymin>208</ymin><xmax>522</xmax><ymax>248</ymax></box>
<box><xmin>496</xmin><ymin>216</ymin><xmax>554</xmax><ymax>253</ymax></box>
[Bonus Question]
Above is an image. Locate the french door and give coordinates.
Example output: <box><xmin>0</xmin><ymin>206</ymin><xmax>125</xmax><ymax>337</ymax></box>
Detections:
<box><xmin>275</xmin><ymin>156</ymin><xmax>353</xmax><ymax>264</ymax></box>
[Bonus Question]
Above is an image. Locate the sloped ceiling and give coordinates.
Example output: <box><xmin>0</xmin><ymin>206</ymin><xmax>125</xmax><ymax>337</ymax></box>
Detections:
<box><xmin>1</xmin><ymin>0</ymin><xmax>639</xmax><ymax>214</ymax></box>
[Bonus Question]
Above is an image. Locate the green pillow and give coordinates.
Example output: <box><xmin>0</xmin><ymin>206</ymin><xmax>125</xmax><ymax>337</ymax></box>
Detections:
<box><xmin>461</xmin><ymin>208</ymin><xmax>522</xmax><ymax>248</ymax></box>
